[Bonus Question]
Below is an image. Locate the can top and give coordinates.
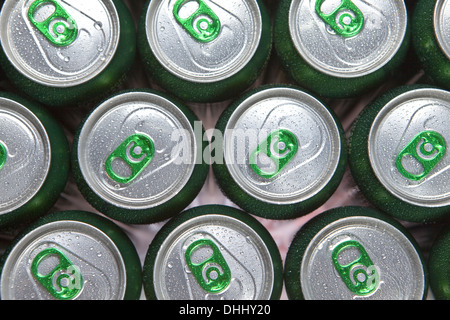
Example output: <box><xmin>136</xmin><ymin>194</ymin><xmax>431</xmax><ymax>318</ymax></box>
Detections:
<box><xmin>144</xmin><ymin>0</ymin><xmax>262</xmax><ymax>83</ymax></box>
<box><xmin>300</xmin><ymin>215</ymin><xmax>426</xmax><ymax>299</ymax></box>
<box><xmin>0</xmin><ymin>220</ymin><xmax>127</xmax><ymax>300</ymax></box>
<box><xmin>77</xmin><ymin>91</ymin><xmax>197</xmax><ymax>210</ymax></box>
<box><xmin>152</xmin><ymin>214</ymin><xmax>275</xmax><ymax>300</ymax></box>
<box><xmin>434</xmin><ymin>0</ymin><xmax>450</xmax><ymax>59</ymax></box>
<box><xmin>0</xmin><ymin>0</ymin><xmax>120</xmax><ymax>87</ymax></box>
<box><xmin>0</xmin><ymin>96</ymin><xmax>51</xmax><ymax>215</ymax></box>
<box><xmin>223</xmin><ymin>87</ymin><xmax>342</xmax><ymax>204</ymax></box>
<box><xmin>368</xmin><ymin>88</ymin><xmax>450</xmax><ymax>208</ymax></box>
<box><xmin>289</xmin><ymin>0</ymin><xmax>407</xmax><ymax>78</ymax></box>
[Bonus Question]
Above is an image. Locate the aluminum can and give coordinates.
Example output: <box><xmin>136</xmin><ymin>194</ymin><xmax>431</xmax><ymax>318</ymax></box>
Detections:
<box><xmin>0</xmin><ymin>0</ymin><xmax>136</xmax><ymax>107</ymax></box>
<box><xmin>284</xmin><ymin>206</ymin><xmax>428</xmax><ymax>300</ymax></box>
<box><xmin>274</xmin><ymin>0</ymin><xmax>410</xmax><ymax>99</ymax></box>
<box><xmin>349</xmin><ymin>85</ymin><xmax>450</xmax><ymax>223</ymax></box>
<box><xmin>0</xmin><ymin>210</ymin><xmax>142</xmax><ymax>300</ymax></box>
<box><xmin>413</xmin><ymin>0</ymin><xmax>450</xmax><ymax>91</ymax></box>
<box><xmin>212</xmin><ymin>85</ymin><xmax>347</xmax><ymax>220</ymax></box>
<box><xmin>428</xmin><ymin>224</ymin><xmax>450</xmax><ymax>300</ymax></box>
<box><xmin>72</xmin><ymin>89</ymin><xmax>209</xmax><ymax>224</ymax></box>
<box><xmin>0</xmin><ymin>92</ymin><xmax>69</xmax><ymax>229</ymax></box>
<box><xmin>137</xmin><ymin>0</ymin><xmax>272</xmax><ymax>103</ymax></box>
<box><xmin>143</xmin><ymin>205</ymin><xmax>283</xmax><ymax>300</ymax></box>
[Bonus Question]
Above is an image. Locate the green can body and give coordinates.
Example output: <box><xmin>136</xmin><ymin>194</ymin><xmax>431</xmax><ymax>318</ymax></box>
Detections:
<box><xmin>284</xmin><ymin>206</ymin><xmax>428</xmax><ymax>300</ymax></box>
<box><xmin>413</xmin><ymin>0</ymin><xmax>450</xmax><ymax>91</ymax></box>
<box><xmin>349</xmin><ymin>85</ymin><xmax>450</xmax><ymax>223</ymax></box>
<box><xmin>137</xmin><ymin>0</ymin><xmax>272</xmax><ymax>103</ymax></box>
<box><xmin>0</xmin><ymin>0</ymin><xmax>136</xmax><ymax>107</ymax></box>
<box><xmin>212</xmin><ymin>84</ymin><xmax>347</xmax><ymax>220</ymax></box>
<box><xmin>143</xmin><ymin>205</ymin><xmax>283</xmax><ymax>300</ymax></box>
<box><xmin>428</xmin><ymin>225</ymin><xmax>450</xmax><ymax>300</ymax></box>
<box><xmin>274</xmin><ymin>0</ymin><xmax>411</xmax><ymax>99</ymax></box>
<box><xmin>0</xmin><ymin>210</ymin><xmax>142</xmax><ymax>300</ymax></box>
<box><xmin>0</xmin><ymin>92</ymin><xmax>69</xmax><ymax>230</ymax></box>
<box><xmin>72</xmin><ymin>89</ymin><xmax>209</xmax><ymax>224</ymax></box>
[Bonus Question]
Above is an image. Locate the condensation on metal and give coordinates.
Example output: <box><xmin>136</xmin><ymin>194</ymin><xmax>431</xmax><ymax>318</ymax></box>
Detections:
<box><xmin>289</xmin><ymin>0</ymin><xmax>408</xmax><ymax>78</ymax></box>
<box><xmin>300</xmin><ymin>216</ymin><xmax>426</xmax><ymax>300</ymax></box>
<box><xmin>368</xmin><ymin>88</ymin><xmax>450</xmax><ymax>207</ymax></box>
<box><xmin>144</xmin><ymin>0</ymin><xmax>262</xmax><ymax>83</ymax></box>
<box><xmin>0</xmin><ymin>97</ymin><xmax>51</xmax><ymax>215</ymax></box>
<box><xmin>0</xmin><ymin>0</ymin><xmax>120</xmax><ymax>87</ymax></box>
<box><xmin>77</xmin><ymin>91</ymin><xmax>197</xmax><ymax>210</ymax></box>
<box><xmin>434</xmin><ymin>0</ymin><xmax>450</xmax><ymax>59</ymax></box>
<box><xmin>0</xmin><ymin>220</ymin><xmax>127</xmax><ymax>300</ymax></box>
<box><xmin>223</xmin><ymin>87</ymin><xmax>342</xmax><ymax>204</ymax></box>
<box><xmin>153</xmin><ymin>214</ymin><xmax>274</xmax><ymax>300</ymax></box>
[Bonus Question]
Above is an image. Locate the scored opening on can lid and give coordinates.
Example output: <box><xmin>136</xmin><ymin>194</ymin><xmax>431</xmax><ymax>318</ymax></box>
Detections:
<box><xmin>289</xmin><ymin>0</ymin><xmax>408</xmax><ymax>78</ymax></box>
<box><xmin>152</xmin><ymin>214</ymin><xmax>274</xmax><ymax>300</ymax></box>
<box><xmin>77</xmin><ymin>91</ymin><xmax>197</xmax><ymax>210</ymax></box>
<box><xmin>368</xmin><ymin>88</ymin><xmax>450</xmax><ymax>208</ymax></box>
<box><xmin>223</xmin><ymin>87</ymin><xmax>342</xmax><ymax>204</ymax></box>
<box><xmin>0</xmin><ymin>0</ymin><xmax>120</xmax><ymax>87</ymax></box>
<box><xmin>434</xmin><ymin>0</ymin><xmax>450</xmax><ymax>60</ymax></box>
<box><xmin>144</xmin><ymin>0</ymin><xmax>262</xmax><ymax>83</ymax></box>
<box><xmin>300</xmin><ymin>216</ymin><xmax>426</xmax><ymax>300</ymax></box>
<box><xmin>0</xmin><ymin>220</ymin><xmax>127</xmax><ymax>300</ymax></box>
<box><xmin>0</xmin><ymin>97</ymin><xmax>51</xmax><ymax>215</ymax></box>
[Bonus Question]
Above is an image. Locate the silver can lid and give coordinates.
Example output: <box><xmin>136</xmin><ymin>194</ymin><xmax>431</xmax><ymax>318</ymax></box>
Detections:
<box><xmin>289</xmin><ymin>0</ymin><xmax>407</xmax><ymax>78</ymax></box>
<box><xmin>0</xmin><ymin>97</ymin><xmax>51</xmax><ymax>215</ymax></box>
<box><xmin>434</xmin><ymin>0</ymin><xmax>450</xmax><ymax>59</ymax></box>
<box><xmin>144</xmin><ymin>0</ymin><xmax>262</xmax><ymax>83</ymax></box>
<box><xmin>0</xmin><ymin>220</ymin><xmax>127</xmax><ymax>300</ymax></box>
<box><xmin>223</xmin><ymin>87</ymin><xmax>342</xmax><ymax>204</ymax></box>
<box><xmin>0</xmin><ymin>0</ymin><xmax>120</xmax><ymax>87</ymax></box>
<box><xmin>368</xmin><ymin>88</ymin><xmax>450</xmax><ymax>207</ymax></box>
<box><xmin>77</xmin><ymin>91</ymin><xmax>197</xmax><ymax>210</ymax></box>
<box><xmin>301</xmin><ymin>215</ymin><xmax>426</xmax><ymax>300</ymax></box>
<box><xmin>153</xmin><ymin>214</ymin><xmax>274</xmax><ymax>300</ymax></box>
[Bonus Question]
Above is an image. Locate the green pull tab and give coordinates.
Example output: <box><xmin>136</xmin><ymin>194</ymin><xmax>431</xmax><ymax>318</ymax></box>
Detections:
<box><xmin>315</xmin><ymin>0</ymin><xmax>364</xmax><ymax>38</ymax></box>
<box><xmin>396</xmin><ymin>130</ymin><xmax>446</xmax><ymax>181</ymax></box>
<box><xmin>31</xmin><ymin>248</ymin><xmax>83</xmax><ymax>300</ymax></box>
<box><xmin>28</xmin><ymin>0</ymin><xmax>78</xmax><ymax>46</ymax></box>
<box><xmin>0</xmin><ymin>142</ymin><xmax>6</xmax><ymax>171</ymax></box>
<box><xmin>173</xmin><ymin>0</ymin><xmax>221</xmax><ymax>42</ymax></box>
<box><xmin>105</xmin><ymin>133</ymin><xmax>155</xmax><ymax>184</ymax></box>
<box><xmin>185</xmin><ymin>239</ymin><xmax>232</xmax><ymax>293</ymax></box>
<box><xmin>332</xmin><ymin>240</ymin><xmax>379</xmax><ymax>296</ymax></box>
<box><xmin>249</xmin><ymin>129</ymin><xmax>298</xmax><ymax>179</ymax></box>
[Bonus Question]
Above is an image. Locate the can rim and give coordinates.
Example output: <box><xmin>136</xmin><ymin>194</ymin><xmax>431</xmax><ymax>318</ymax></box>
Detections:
<box><xmin>300</xmin><ymin>216</ymin><xmax>426</xmax><ymax>300</ymax></box>
<box><xmin>434</xmin><ymin>0</ymin><xmax>450</xmax><ymax>60</ymax></box>
<box><xmin>0</xmin><ymin>96</ymin><xmax>51</xmax><ymax>215</ymax></box>
<box><xmin>77</xmin><ymin>91</ymin><xmax>197</xmax><ymax>210</ymax></box>
<box><xmin>288</xmin><ymin>0</ymin><xmax>408</xmax><ymax>78</ymax></box>
<box><xmin>368</xmin><ymin>87</ymin><xmax>450</xmax><ymax>207</ymax></box>
<box><xmin>0</xmin><ymin>0</ymin><xmax>120</xmax><ymax>87</ymax></box>
<box><xmin>223</xmin><ymin>86</ymin><xmax>342</xmax><ymax>204</ymax></box>
<box><xmin>0</xmin><ymin>220</ymin><xmax>127</xmax><ymax>300</ymax></box>
<box><xmin>152</xmin><ymin>213</ymin><xmax>275</xmax><ymax>300</ymax></box>
<box><xmin>144</xmin><ymin>0</ymin><xmax>262</xmax><ymax>83</ymax></box>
